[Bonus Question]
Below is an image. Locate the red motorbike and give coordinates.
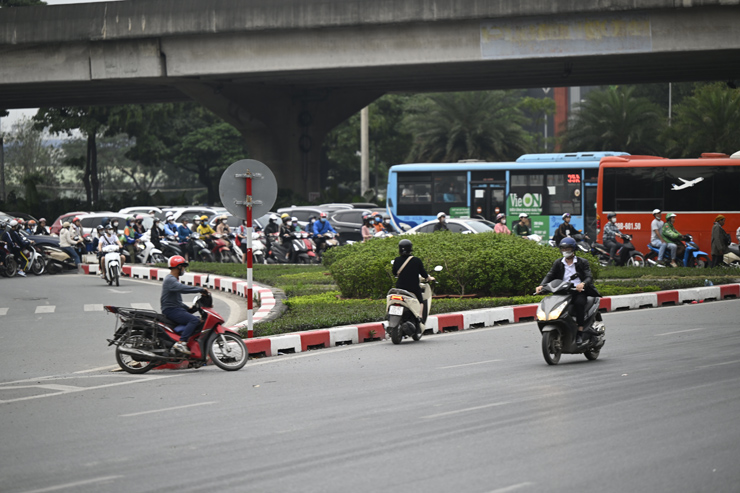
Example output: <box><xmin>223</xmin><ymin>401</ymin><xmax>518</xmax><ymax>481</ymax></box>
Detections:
<box><xmin>105</xmin><ymin>293</ymin><xmax>248</xmax><ymax>374</ymax></box>
<box><xmin>210</xmin><ymin>233</ymin><xmax>236</xmax><ymax>263</ymax></box>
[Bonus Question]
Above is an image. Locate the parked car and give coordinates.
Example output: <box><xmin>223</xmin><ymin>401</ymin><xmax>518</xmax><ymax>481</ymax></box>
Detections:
<box><xmin>404</xmin><ymin>218</ymin><xmax>495</xmax><ymax>234</ymax></box>
<box><xmin>163</xmin><ymin>207</ymin><xmax>221</xmax><ymax>225</ymax></box>
<box><xmin>119</xmin><ymin>206</ymin><xmax>165</xmax><ymax>221</ymax></box>
<box><xmin>329</xmin><ymin>208</ymin><xmax>388</xmax><ymax>243</ymax></box>
<box><xmin>275</xmin><ymin>206</ymin><xmax>327</xmax><ymax>229</ymax></box>
<box><xmin>50</xmin><ymin>211</ymin><xmax>90</xmax><ymax>235</ymax></box>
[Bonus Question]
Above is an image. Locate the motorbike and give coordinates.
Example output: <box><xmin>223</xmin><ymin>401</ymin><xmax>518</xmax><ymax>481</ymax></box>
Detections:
<box><xmin>316</xmin><ymin>231</ymin><xmax>340</xmax><ymax>259</ymax></box>
<box><xmin>298</xmin><ymin>231</ymin><xmax>320</xmax><ymax>263</ymax></box>
<box><xmin>101</xmin><ymin>244</ymin><xmax>122</xmax><ymax>286</ymax></box>
<box><xmin>160</xmin><ymin>234</ymin><xmax>184</xmax><ymax>260</ymax></box>
<box><xmin>265</xmin><ymin>232</ymin><xmax>310</xmax><ymax>264</ymax></box>
<box><xmin>536</xmin><ymin>279</ymin><xmax>606</xmax><ymax>365</ymax></box>
<box><xmin>189</xmin><ymin>233</ymin><xmax>214</xmax><ymax>262</ymax></box>
<box><xmin>723</xmin><ymin>243</ymin><xmax>740</xmax><ymax>267</ymax></box>
<box><xmin>137</xmin><ymin>231</ymin><xmax>166</xmax><ymax>264</ymax></box>
<box><xmin>646</xmin><ymin>234</ymin><xmax>709</xmax><ymax>268</ymax></box>
<box><xmin>0</xmin><ymin>241</ymin><xmax>18</xmax><ymax>277</ymax></box>
<box><xmin>592</xmin><ymin>234</ymin><xmax>645</xmax><ymax>267</ymax></box>
<box><xmin>18</xmin><ymin>242</ymin><xmax>46</xmax><ymax>276</ymax></box>
<box><xmin>211</xmin><ymin>233</ymin><xmax>236</xmax><ymax>263</ymax></box>
<box><xmin>234</xmin><ymin>230</ymin><xmax>267</xmax><ymax>265</ymax></box>
<box><xmin>385</xmin><ymin>265</ymin><xmax>443</xmax><ymax>345</ymax></box>
<box><xmin>105</xmin><ymin>293</ymin><xmax>248</xmax><ymax>374</ymax></box>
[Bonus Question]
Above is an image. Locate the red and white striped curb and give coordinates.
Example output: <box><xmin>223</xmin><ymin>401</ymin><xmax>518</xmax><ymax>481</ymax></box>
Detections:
<box><xmin>81</xmin><ymin>264</ymin><xmax>274</xmax><ymax>332</ymax></box>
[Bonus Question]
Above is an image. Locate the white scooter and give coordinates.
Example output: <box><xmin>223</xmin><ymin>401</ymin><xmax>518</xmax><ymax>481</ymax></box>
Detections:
<box><xmin>385</xmin><ymin>265</ymin><xmax>443</xmax><ymax>344</ymax></box>
<box><xmin>133</xmin><ymin>231</ymin><xmax>165</xmax><ymax>264</ymax></box>
<box><xmin>102</xmin><ymin>244</ymin><xmax>122</xmax><ymax>286</ymax></box>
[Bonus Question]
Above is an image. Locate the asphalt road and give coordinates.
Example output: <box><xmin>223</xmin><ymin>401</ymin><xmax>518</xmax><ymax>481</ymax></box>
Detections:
<box><xmin>1</xmin><ymin>276</ymin><xmax>739</xmax><ymax>493</ymax></box>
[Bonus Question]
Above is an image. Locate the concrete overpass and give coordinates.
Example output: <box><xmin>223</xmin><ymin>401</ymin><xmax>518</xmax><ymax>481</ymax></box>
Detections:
<box><xmin>2</xmin><ymin>0</ymin><xmax>740</xmax><ymax>197</ymax></box>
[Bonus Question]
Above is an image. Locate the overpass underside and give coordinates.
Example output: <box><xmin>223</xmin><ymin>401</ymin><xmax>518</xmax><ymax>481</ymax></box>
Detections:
<box><xmin>2</xmin><ymin>3</ymin><xmax>740</xmax><ymax>197</ymax></box>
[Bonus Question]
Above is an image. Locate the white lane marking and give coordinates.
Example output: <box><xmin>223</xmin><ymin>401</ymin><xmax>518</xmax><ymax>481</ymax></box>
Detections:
<box><xmin>438</xmin><ymin>359</ymin><xmax>501</xmax><ymax>370</ymax></box>
<box><xmin>73</xmin><ymin>365</ymin><xmax>119</xmax><ymax>374</ymax></box>
<box><xmin>487</xmin><ymin>482</ymin><xmax>536</xmax><ymax>493</ymax></box>
<box><xmin>34</xmin><ymin>305</ymin><xmax>56</xmax><ymax>314</ymax></box>
<box><xmin>655</xmin><ymin>328</ymin><xmax>706</xmax><ymax>336</ymax></box>
<box><xmin>109</xmin><ymin>289</ymin><xmax>132</xmax><ymax>293</ymax></box>
<box><xmin>120</xmin><ymin>401</ymin><xmax>217</xmax><ymax>418</ymax></box>
<box><xmin>20</xmin><ymin>475</ymin><xmax>122</xmax><ymax>493</ymax></box>
<box><xmin>422</xmin><ymin>401</ymin><xmax>511</xmax><ymax>419</ymax></box>
<box><xmin>83</xmin><ymin>304</ymin><xmax>104</xmax><ymax>311</ymax></box>
<box><xmin>130</xmin><ymin>302</ymin><xmax>153</xmax><ymax>310</ymax></box>
<box><xmin>0</xmin><ymin>374</ymin><xmax>180</xmax><ymax>404</ymax></box>
<box><xmin>0</xmin><ymin>307</ymin><xmax>8</xmax><ymax>316</ymax></box>
<box><xmin>696</xmin><ymin>359</ymin><xmax>740</xmax><ymax>369</ymax></box>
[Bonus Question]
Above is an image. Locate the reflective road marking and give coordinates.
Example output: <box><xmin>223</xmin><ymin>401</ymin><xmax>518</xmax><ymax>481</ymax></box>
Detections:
<box><xmin>20</xmin><ymin>475</ymin><xmax>122</xmax><ymax>493</ymax></box>
<box><xmin>83</xmin><ymin>304</ymin><xmax>104</xmax><ymax>311</ymax></box>
<box><xmin>655</xmin><ymin>327</ymin><xmax>706</xmax><ymax>336</ymax></box>
<box><xmin>422</xmin><ymin>401</ymin><xmax>511</xmax><ymax>419</ymax></box>
<box><xmin>120</xmin><ymin>401</ymin><xmax>218</xmax><ymax>417</ymax></box>
<box><xmin>438</xmin><ymin>359</ymin><xmax>501</xmax><ymax>370</ymax></box>
<box><xmin>34</xmin><ymin>305</ymin><xmax>56</xmax><ymax>314</ymax></box>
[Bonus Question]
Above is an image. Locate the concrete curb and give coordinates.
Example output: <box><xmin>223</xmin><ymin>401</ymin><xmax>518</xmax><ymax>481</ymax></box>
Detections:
<box><xmin>84</xmin><ymin>264</ymin><xmax>739</xmax><ymax>361</ymax></box>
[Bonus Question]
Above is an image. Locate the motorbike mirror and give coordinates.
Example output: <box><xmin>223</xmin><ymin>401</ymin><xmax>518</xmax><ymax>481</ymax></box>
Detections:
<box><xmin>390</xmin><ymin>260</ymin><xmax>394</xmax><ymax>266</ymax></box>
<box><xmin>434</xmin><ymin>265</ymin><xmax>443</xmax><ymax>272</ymax></box>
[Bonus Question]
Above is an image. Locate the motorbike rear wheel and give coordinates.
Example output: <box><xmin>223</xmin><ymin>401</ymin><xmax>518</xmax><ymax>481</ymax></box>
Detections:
<box><xmin>151</xmin><ymin>253</ymin><xmax>166</xmax><ymax>264</ymax></box>
<box><xmin>627</xmin><ymin>252</ymin><xmax>645</xmax><ymax>267</ymax></box>
<box><xmin>208</xmin><ymin>332</ymin><xmax>248</xmax><ymax>371</ymax></box>
<box><xmin>390</xmin><ymin>325</ymin><xmax>402</xmax><ymax>345</ymax></box>
<box><xmin>31</xmin><ymin>255</ymin><xmax>45</xmax><ymax>275</ymax></box>
<box><xmin>115</xmin><ymin>332</ymin><xmax>159</xmax><ymax>374</ymax></box>
<box><xmin>2</xmin><ymin>257</ymin><xmax>18</xmax><ymax>277</ymax></box>
<box><xmin>695</xmin><ymin>255</ymin><xmax>709</xmax><ymax>268</ymax></box>
<box><xmin>541</xmin><ymin>330</ymin><xmax>562</xmax><ymax>365</ymax></box>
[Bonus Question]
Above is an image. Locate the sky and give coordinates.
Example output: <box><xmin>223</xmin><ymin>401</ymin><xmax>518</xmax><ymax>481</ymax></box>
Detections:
<box><xmin>1</xmin><ymin>0</ymin><xmax>119</xmax><ymax>133</ymax></box>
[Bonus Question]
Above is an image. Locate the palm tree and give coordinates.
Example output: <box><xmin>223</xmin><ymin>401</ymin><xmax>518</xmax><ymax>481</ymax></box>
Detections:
<box><xmin>403</xmin><ymin>91</ymin><xmax>531</xmax><ymax>162</ymax></box>
<box><xmin>559</xmin><ymin>86</ymin><xmax>665</xmax><ymax>155</ymax></box>
<box><xmin>665</xmin><ymin>82</ymin><xmax>740</xmax><ymax>157</ymax></box>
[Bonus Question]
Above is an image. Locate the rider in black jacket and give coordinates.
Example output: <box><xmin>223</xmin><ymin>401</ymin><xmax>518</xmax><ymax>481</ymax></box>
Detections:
<box><xmin>392</xmin><ymin>239</ymin><xmax>435</xmax><ymax>323</ymax></box>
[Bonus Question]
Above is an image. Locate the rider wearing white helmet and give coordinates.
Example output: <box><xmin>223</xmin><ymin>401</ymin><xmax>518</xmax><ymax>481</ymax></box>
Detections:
<box><xmin>433</xmin><ymin>212</ymin><xmax>449</xmax><ymax>232</ymax></box>
<box><xmin>494</xmin><ymin>213</ymin><xmax>511</xmax><ymax>235</ymax></box>
<box><xmin>514</xmin><ymin>213</ymin><xmax>532</xmax><ymax>237</ymax></box>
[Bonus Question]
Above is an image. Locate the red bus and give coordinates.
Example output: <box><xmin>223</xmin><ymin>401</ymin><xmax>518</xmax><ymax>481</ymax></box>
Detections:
<box><xmin>597</xmin><ymin>152</ymin><xmax>740</xmax><ymax>257</ymax></box>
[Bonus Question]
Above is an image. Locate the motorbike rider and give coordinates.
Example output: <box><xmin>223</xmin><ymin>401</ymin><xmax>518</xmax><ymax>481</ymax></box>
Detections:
<box><xmin>312</xmin><ymin>212</ymin><xmax>338</xmax><ymax>253</ymax></box>
<box><xmin>291</xmin><ymin>216</ymin><xmax>302</xmax><ymax>233</ymax></box>
<box><xmin>372</xmin><ymin>214</ymin><xmax>384</xmax><ymax>233</ymax></box>
<box><xmin>163</xmin><ymin>214</ymin><xmax>178</xmax><ymax>237</ymax></box>
<box><xmin>97</xmin><ymin>225</ymin><xmax>125</xmax><ymax>278</ymax></box>
<box><xmin>35</xmin><ymin>218</ymin><xmax>50</xmax><ymax>235</ymax></box>
<box><xmin>393</xmin><ymin>239</ymin><xmax>435</xmax><ymax>325</ymax></box>
<box><xmin>190</xmin><ymin>215</ymin><xmax>201</xmax><ymax>233</ymax></box>
<box><xmin>361</xmin><ymin>214</ymin><xmax>373</xmax><ymax>242</ymax></box>
<box><xmin>513</xmin><ymin>213</ymin><xmax>532</xmax><ymax>237</ymax></box>
<box><xmin>176</xmin><ymin>218</ymin><xmax>193</xmax><ymax>261</ymax></box>
<box><xmin>307</xmin><ymin>215</ymin><xmax>318</xmax><ymax>237</ymax></box>
<box><xmin>603</xmin><ymin>213</ymin><xmax>631</xmax><ymax>266</ymax></box>
<box><xmin>661</xmin><ymin>213</ymin><xmax>687</xmax><ymax>267</ymax></box>
<box><xmin>552</xmin><ymin>213</ymin><xmax>583</xmax><ymax>245</ymax></box>
<box><xmin>279</xmin><ymin>214</ymin><xmax>297</xmax><ymax>262</ymax></box>
<box><xmin>122</xmin><ymin>216</ymin><xmax>140</xmax><ymax>264</ymax></box>
<box><xmin>382</xmin><ymin>214</ymin><xmax>394</xmax><ymax>233</ymax></box>
<box><xmin>3</xmin><ymin>220</ymin><xmax>33</xmax><ymax>277</ymax></box>
<box><xmin>236</xmin><ymin>220</ymin><xmax>249</xmax><ymax>264</ymax></box>
<box><xmin>650</xmin><ymin>209</ymin><xmax>676</xmax><ymax>266</ymax></box>
<box><xmin>58</xmin><ymin>221</ymin><xmax>83</xmax><ymax>274</ymax></box>
<box><xmin>536</xmin><ymin>237</ymin><xmax>600</xmax><ymax>345</ymax></box>
<box><xmin>494</xmin><ymin>213</ymin><xmax>511</xmax><ymax>235</ymax></box>
<box><xmin>25</xmin><ymin>220</ymin><xmax>37</xmax><ymax>235</ymax></box>
<box><xmin>150</xmin><ymin>217</ymin><xmax>163</xmax><ymax>250</ymax></box>
<box><xmin>215</xmin><ymin>215</ymin><xmax>231</xmax><ymax>235</ymax></box>
<box><xmin>433</xmin><ymin>212</ymin><xmax>449</xmax><ymax>232</ymax></box>
<box><xmin>197</xmin><ymin>215</ymin><xmax>215</xmax><ymax>242</ymax></box>
<box><xmin>161</xmin><ymin>256</ymin><xmax>210</xmax><ymax>355</ymax></box>
<box><xmin>133</xmin><ymin>215</ymin><xmax>147</xmax><ymax>235</ymax></box>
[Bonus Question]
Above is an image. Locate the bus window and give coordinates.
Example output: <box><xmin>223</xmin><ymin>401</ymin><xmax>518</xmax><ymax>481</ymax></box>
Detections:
<box><xmin>433</xmin><ymin>173</ymin><xmax>467</xmax><ymax>206</ymax></box>
<box><xmin>603</xmin><ymin>167</ymin><xmax>663</xmax><ymax>212</ymax></box>
<box><xmin>713</xmin><ymin>166</ymin><xmax>740</xmax><ymax>211</ymax></box>
<box><xmin>397</xmin><ymin>173</ymin><xmax>432</xmax><ymax>216</ymax></box>
<box><xmin>546</xmin><ymin>172</ymin><xmax>582</xmax><ymax>215</ymax></box>
<box><xmin>663</xmin><ymin>167</ymin><xmax>712</xmax><ymax>212</ymax></box>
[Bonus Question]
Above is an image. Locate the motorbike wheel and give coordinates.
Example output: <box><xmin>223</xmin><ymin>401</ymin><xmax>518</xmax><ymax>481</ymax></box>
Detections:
<box><xmin>541</xmin><ymin>330</ymin><xmax>562</xmax><ymax>365</ymax></box>
<box><xmin>115</xmin><ymin>332</ymin><xmax>159</xmax><ymax>374</ymax></box>
<box><xmin>203</xmin><ymin>252</ymin><xmax>215</xmax><ymax>263</ymax></box>
<box><xmin>208</xmin><ymin>332</ymin><xmax>248</xmax><ymax>371</ymax></box>
<box><xmin>627</xmin><ymin>252</ymin><xmax>645</xmax><ymax>267</ymax></box>
<box><xmin>3</xmin><ymin>257</ymin><xmax>18</xmax><ymax>277</ymax></box>
<box><xmin>107</xmin><ymin>270</ymin><xmax>113</xmax><ymax>286</ymax></box>
<box><xmin>390</xmin><ymin>325</ymin><xmax>403</xmax><ymax>345</ymax></box>
<box><xmin>412</xmin><ymin>328</ymin><xmax>423</xmax><ymax>342</ymax></box>
<box><xmin>114</xmin><ymin>268</ymin><xmax>120</xmax><ymax>287</ymax></box>
<box><xmin>695</xmin><ymin>255</ymin><xmax>709</xmax><ymax>268</ymax></box>
<box><xmin>152</xmin><ymin>253</ymin><xmax>166</xmax><ymax>265</ymax></box>
<box><xmin>584</xmin><ymin>349</ymin><xmax>600</xmax><ymax>361</ymax></box>
<box><xmin>31</xmin><ymin>256</ymin><xmax>45</xmax><ymax>275</ymax></box>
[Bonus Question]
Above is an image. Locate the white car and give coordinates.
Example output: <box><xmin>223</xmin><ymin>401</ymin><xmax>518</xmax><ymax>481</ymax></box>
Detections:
<box><xmin>404</xmin><ymin>218</ymin><xmax>495</xmax><ymax>234</ymax></box>
<box><xmin>77</xmin><ymin>212</ymin><xmax>154</xmax><ymax>236</ymax></box>
<box><xmin>163</xmin><ymin>207</ymin><xmax>221</xmax><ymax>225</ymax></box>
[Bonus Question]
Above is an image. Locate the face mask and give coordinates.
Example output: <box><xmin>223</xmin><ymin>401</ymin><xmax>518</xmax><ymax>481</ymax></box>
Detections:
<box><xmin>321</xmin><ymin>218</ymin><xmax>326</xmax><ymax>223</ymax></box>
<box><xmin>501</xmin><ymin>219</ymin><xmax>507</xmax><ymax>225</ymax></box>
<box><xmin>562</xmin><ymin>250</ymin><xmax>574</xmax><ymax>258</ymax></box>
<box><xmin>610</xmin><ymin>218</ymin><xmax>617</xmax><ymax>223</ymax></box>
<box><xmin>287</xmin><ymin>221</ymin><xmax>292</xmax><ymax>226</ymax></box>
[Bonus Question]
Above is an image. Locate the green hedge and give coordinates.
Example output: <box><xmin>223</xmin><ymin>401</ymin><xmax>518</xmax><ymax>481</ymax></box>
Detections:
<box><xmin>325</xmin><ymin>232</ymin><xmax>601</xmax><ymax>299</ymax></box>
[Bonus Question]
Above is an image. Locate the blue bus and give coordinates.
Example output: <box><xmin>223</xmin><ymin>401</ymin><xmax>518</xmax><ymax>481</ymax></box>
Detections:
<box><xmin>386</xmin><ymin>152</ymin><xmax>628</xmax><ymax>240</ymax></box>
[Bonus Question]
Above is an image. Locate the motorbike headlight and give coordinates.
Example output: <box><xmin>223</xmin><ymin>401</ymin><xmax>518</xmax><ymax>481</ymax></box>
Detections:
<box><xmin>548</xmin><ymin>301</ymin><xmax>569</xmax><ymax>321</ymax></box>
<box><xmin>536</xmin><ymin>306</ymin><xmax>547</xmax><ymax>321</ymax></box>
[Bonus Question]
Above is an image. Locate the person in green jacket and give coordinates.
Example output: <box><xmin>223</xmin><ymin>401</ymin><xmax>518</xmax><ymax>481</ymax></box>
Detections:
<box><xmin>513</xmin><ymin>213</ymin><xmax>532</xmax><ymax>237</ymax></box>
<box><xmin>661</xmin><ymin>213</ymin><xmax>687</xmax><ymax>266</ymax></box>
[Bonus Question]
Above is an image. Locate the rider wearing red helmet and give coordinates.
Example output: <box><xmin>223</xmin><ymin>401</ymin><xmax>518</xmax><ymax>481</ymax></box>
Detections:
<box><xmin>161</xmin><ymin>256</ymin><xmax>209</xmax><ymax>355</ymax></box>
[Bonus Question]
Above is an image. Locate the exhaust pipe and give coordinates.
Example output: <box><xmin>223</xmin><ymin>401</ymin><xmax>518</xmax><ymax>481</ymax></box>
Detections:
<box><xmin>117</xmin><ymin>347</ymin><xmax>168</xmax><ymax>361</ymax></box>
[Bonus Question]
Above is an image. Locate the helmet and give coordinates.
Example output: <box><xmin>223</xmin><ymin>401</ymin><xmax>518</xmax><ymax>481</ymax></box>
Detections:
<box><xmin>126</xmin><ymin>216</ymin><xmax>135</xmax><ymax>222</ymax></box>
<box><xmin>200</xmin><ymin>215</ymin><xmax>208</xmax><ymax>221</ymax></box>
<box><xmin>559</xmin><ymin>237</ymin><xmax>577</xmax><ymax>249</ymax></box>
<box><xmin>562</xmin><ymin>213</ymin><xmax>571</xmax><ymax>219</ymax></box>
<box><xmin>270</xmin><ymin>214</ymin><xmax>279</xmax><ymax>222</ymax></box>
<box><xmin>73</xmin><ymin>216</ymin><xmax>81</xmax><ymax>222</ymax></box>
<box><xmin>9</xmin><ymin>220</ymin><xmax>18</xmax><ymax>227</ymax></box>
<box><xmin>62</xmin><ymin>221</ymin><xmax>70</xmax><ymax>228</ymax></box>
<box><xmin>291</xmin><ymin>216</ymin><xmax>298</xmax><ymax>223</ymax></box>
<box><xmin>96</xmin><ymin>225</ymin><xmax>104</xmax><ymax>230</ymax></box>
<box><xmin>193</xmin><ymin>215</ymin><xmax>201</xmax><ymax>222</ymax></box>
<box><xmin>153</xmin><ymin>217</ymin><xmax>161</xmax><ymax>223</ymax></box>
<box><xmin>28</xmin><ymin>220</ymin><xmax>36</xmax><ymax>227</ymax></box>
<box><xmin>220</xmin><ymin>215</ymin><xmax>228</xmax><ymax>221</ymax></box>
<box><xmin>168</xmin><ymin>255</ymin><xmax>188</xmax><ymax>269</ymax></box>
<box><xmin>135</xmin><ymin>214</ymin><xmax>144</xmax><ymax>220</ymax></box>
<box><xmin>105</xmin><ymin>225</ymin><xmax>114</xmax><ymax>231</ymax></box>
<box><xmin>281</xmin><ymin>213</ymin><xmax>290</xmax><ymax>221</ymax></box>
<box><xmin>39</xmin><ymin>218</ymin><xmax>46</xmax><ymax>223</ymax></box>
<box><xmin>667</xmin><ymin>213</ymin><xmax>677</xmax><ymax>220</ymax></box>
<box><xmin>437</xmin><ymin>212</ymin><xmax>446</xmax><ymax>219</ymax></box>
<box><xmin>652</xmin><ymin>209</ymin><xmax>661</xmax><ymax>215</ymax></box>
<box><xmin>519</xmin><ymin>213</ymin><xmax>528</xmax><ymax>219</ymax></box>
<box><xmin>607</xmin><ymin>213</ymin><xmax>617</xmax><ymax>220</ymax></box>
<box><xmin>398</xmin><ymin>239</ymin><xmax>413</xmax><ymax>255</ymax></box>
<box><xmin>496</xmin><ymin>213</ymin><xmax>505</xmax><ymax>222</ymax></box>
<box><xmin>320</xmin><ymin>212</ymin><xmax>327</xmax><ymax>219</ymax></box>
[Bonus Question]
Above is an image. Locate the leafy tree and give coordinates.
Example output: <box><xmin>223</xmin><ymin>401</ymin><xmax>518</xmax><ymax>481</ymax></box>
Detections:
<box><xmin>519</xmin><ymin>96</ymin><xmax>557</xmax><ymax>152</ymax></box>
<box><xmin>663</xmin><ymin>82</ymin><xmax>740</xmax><ymax>157</ymax></box>
<box><xmin>2</xmin><ymin>117</ymin><xmax>59</xmax><ymax>200</ymax></box>
<box><xmin>559</xmin><ymin>86</ymin><xmax>665</xmax><ymax>155</ymax></box>
<box><xmin>403</xmin><ymin>91</ymin><xmax>531</xmax><ymax>163</ymax></box>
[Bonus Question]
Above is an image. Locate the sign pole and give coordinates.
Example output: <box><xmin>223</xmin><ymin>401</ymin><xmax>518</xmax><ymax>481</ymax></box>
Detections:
<box><xmin>245</xmin><ymin>170</ymin><xmax>254</xmax><ymax>332</ymax></box>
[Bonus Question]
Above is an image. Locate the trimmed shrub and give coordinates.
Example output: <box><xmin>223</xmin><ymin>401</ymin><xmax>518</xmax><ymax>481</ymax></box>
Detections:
<box><xmin>327</xmin><ymin>232</ymin><xmax>600</xmax><ymax>299</ymax></box>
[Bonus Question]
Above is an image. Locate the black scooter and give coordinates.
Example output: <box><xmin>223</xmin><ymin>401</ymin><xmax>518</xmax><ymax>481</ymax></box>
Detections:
<box><xmin>536</xmin><ymin>279</ymin><xmax>606</xmax><ymax>365</ymax></box>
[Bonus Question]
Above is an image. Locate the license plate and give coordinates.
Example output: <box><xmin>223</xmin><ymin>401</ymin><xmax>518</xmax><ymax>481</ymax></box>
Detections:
<box><xmin>389</xmin><ymin>305</ymin><xmax>404</xmax><ymax>316</ymax></box>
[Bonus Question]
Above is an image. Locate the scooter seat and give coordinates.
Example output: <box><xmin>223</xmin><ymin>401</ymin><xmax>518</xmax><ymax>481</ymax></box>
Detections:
<box><xmin>387</xmin><ymin>288</ymin><xmax>417</xmax><ymax>298</ymax></box>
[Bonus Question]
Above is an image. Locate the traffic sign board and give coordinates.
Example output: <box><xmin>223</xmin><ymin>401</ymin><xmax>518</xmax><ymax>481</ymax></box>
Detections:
<box><xmin>219</xmin><ymin>159</ymin><xmax>277</xmax><ymax>219</ymax></box>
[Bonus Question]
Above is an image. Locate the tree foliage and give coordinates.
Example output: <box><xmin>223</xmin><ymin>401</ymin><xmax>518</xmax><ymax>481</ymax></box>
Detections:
<box><xmin>559</xmin><ymin>86</ymin><xmax>665</xmax><ymax>155</ymax></box>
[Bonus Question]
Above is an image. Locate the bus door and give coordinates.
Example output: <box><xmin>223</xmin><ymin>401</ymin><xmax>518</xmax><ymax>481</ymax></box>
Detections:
<box><xmin>470</xmin><ymin>182</ymin><xmax>506</xmax><ymax>221</ymax></box>
<box><xmin>584</xmin><ymin>169</ymin><xmax>598</xmax><ymax>239</ymax></box>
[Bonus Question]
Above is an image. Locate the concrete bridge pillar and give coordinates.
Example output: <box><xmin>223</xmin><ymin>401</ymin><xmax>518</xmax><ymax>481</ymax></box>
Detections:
<box><xmin>176</xmin><ymin>82</ymin><xmax>382</xmax><ymax>199</ymax></box>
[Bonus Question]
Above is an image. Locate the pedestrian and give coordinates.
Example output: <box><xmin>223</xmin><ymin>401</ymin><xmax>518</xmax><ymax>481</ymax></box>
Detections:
<box><xmin>710</xmin><ymin>214</ymin><xmax>730</xmax><ymax>268</ymax></box>
<box><xmin>493</xmin><ymin>213</ymin><xmax>511</xmax><ymax>234</ymax></box>
<box><xmin>433</xmin><ymin>212</ymin><xmax>449</xmax><ymax>232</ymax></box>
<box><xmin>649</xmin><ymin>208</ymin><xmax>676</xmax><ymax>265</ymax></box>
